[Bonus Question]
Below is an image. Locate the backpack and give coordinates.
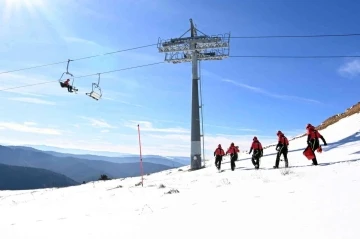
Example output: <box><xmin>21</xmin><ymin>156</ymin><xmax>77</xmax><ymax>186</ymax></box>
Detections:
<box><xmin>281</xmin><ymin>135</ymin><xmax>289</xmax><ymax>146</ymax></box>
<box><xmin>310</xmin><ymin>129</ymin><xmax>321</xmax><ymax>140</ymax></box>
<box><xmin>284</xmin><ymin>136</ymin><xmax>289</xmax><ymax>146</ymax></box>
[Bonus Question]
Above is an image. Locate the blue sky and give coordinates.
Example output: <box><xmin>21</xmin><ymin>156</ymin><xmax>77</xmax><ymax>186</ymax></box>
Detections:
<box><xmin>0</xmin><ymin>0</ymin><xmax>359</xmax><ymax>158</ymax></box>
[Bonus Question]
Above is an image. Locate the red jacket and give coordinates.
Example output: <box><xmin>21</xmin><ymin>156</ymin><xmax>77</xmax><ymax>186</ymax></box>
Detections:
<box><xmin>306</xmin><ymin>126</ymin><xmax>327</xmax><ymax>145</ymax></box>
<box><xmin>277</xmin><ymin>133</ymin><xmax>289</xmax><ymax>147</ymax></box>
<box><xmin>226</xmin><ymin>145</ymin><xmax>239</xmax><ymax>154</ymax></box>
<box><xmin>307</xmin><ymin>126</ymin><xmax>322</xmax><ymax>140</ymax></box>
<box><xmin>250</xmin><ymin>140</ymin><xmax>263</xmax><ymax>150</ymax></box>
<box><xmin>249</xmin><ymin>139</ymin><xmax>263</xmax><ymax>155</ymax></box>
<box><xmin>214</xmin><ymin>147</ymin><xmax>225</xmax><ymax>156</ymax></box>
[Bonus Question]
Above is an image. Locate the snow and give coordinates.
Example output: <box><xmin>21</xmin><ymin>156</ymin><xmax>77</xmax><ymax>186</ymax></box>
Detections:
<box><xmin>1</xmin><ymin>113</ymin><xmax>360</xmax><ymax>239</ymax></box>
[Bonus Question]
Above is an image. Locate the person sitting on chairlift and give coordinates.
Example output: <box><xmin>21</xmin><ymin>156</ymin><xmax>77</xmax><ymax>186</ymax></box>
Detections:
<box><xmin>61</xmin><ymin>79</ymin><xmax>74</xmax><ymax>92</ymax></box>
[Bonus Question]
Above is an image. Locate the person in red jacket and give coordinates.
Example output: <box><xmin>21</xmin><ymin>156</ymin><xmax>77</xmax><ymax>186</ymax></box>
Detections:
<box><xmin>63</xmin><ymin>79</ymin><xmax>72</xmax><ymax>92</ymax></box>
<box><xmin>274</xmin><ymin>131</ymin><xmax>289</xmax><ymax>168</ymax></box>
<box><xmin>248</xmin><ymin>136</ymin><xmax>263</xmax><ymax>169</ymax></box>
<box><xmin>60</xmin><ymin>79</ymin><xmax>77</xmax><ymax>93</ymax></box>
<box><xmin>226</xmin><ymin>142</ymin><xmax>239</xmax><ymax>171</ymax></box>
<box><xmin>214</xmin><ymin>144</ymin><xmax>225</xmax><ymax>171</ymax></box>
<box><xmin>303</xmin><ymin>123</ymin><xmax>327</xmax><ymax>165</ymax></box>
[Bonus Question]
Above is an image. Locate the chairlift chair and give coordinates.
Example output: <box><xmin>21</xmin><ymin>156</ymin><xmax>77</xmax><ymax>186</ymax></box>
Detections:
<box><xmin>59</xmin><ymin>59</ymin><xmax>78</xmax><ymax>93</ymax></box>
<box><xmin>86</xmin><ymin>73</ymin><xmax>102</xmax><ymax>100</ymax></box>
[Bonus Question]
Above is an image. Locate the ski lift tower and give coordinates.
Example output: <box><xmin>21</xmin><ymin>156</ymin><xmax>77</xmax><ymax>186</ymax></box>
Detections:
<box><xmin>157</xmin><ymin>19</ymin><xmax>230</xmax><ymax>170</ymax></box>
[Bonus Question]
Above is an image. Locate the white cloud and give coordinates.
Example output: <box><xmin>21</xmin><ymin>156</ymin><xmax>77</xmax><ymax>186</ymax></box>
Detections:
<box><xmin>222</xmin><ymin>79</ymin><xmax>322</xmax><ymax>104</ymax></box>
<box><xmin>104</xmin><ymin>98</ymin><xmax>145</xmax><ymax>108</ymax></box>
<box><xmin>101</xmin><ymin>130</ymin><xmax>110</xmax><ymax>133</ymax></box>
<box><xmin>124</xmin><ymin>120</ymin><xmax>189</xmax><ymax>134</ymax></box>
<box><xmin>80</xmin><ymin>116</ymin><xmax>117</xmax><ymax>129</ymax></box>
<box><xmin>7</xmin><ymin>97</ymin><xmax>56</xmax><ymax>105</ymax></box>
<box><xmin>118</xmin><ymin>100</ymin><xmax>144</xmax><ymax>108</ymax></box>
<box><xmin>102</xmin><ymin>97</ymin><xmax>115</xmax><ymax>101</ymax></box>
<box><xmin>2</xmin><ymin>91</ymin><xmax>46</xmax><ymax>98</ymax></box>
<box><xmin>0</xmin><ymin>122</ymin><xmax>62</xmax><ymax>135</ymax></box>
<box><xmin>24</xmin><ymin>122</ymin><xmax>37</xmax><ymax>126</ymax></box>
<box><xmin>67</xmin><ymin>1</ymin><xmax>119</xmax><ymax>21</ymax></box>
<box><xmin>0</xmin><ymin>71</ymin><xmax>68</xmax><ymax>97</ymax></box>
<box><xmin>338</xmin><ymin>59</ymin><xmax>360</xmax><ymax>78</ymax></box>
<box><xmin>62</xmin><ymin>36</ymin><xmax>99</xmax><ymax>46</ymax></box>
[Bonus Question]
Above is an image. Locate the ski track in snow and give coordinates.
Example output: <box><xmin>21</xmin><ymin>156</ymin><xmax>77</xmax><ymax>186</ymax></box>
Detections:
<box><xmin>1</xmin><ymin>113</ymin><xmax>360</xmax><ymax>239</ymax></box>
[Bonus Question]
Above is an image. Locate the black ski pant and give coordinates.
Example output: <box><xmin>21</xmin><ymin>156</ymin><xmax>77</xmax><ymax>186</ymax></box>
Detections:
<box><xmin>60</xmin><ymin>82</ymin><xmax>73</xmax><ymax>92</ymax></box>
<box><xmin>308</xmin><ymin>139</ymin><xmax>320</xmax><ymax>165</ymax></box>
<box><xmin>214</xmin><ymin>155</ymin><xmax>223</xmax><ymax>170</ymax></box>
<box><xmin>275</xmin><ymin>146</ymin><xmax>288</xmax><ymax>168</ymax></box>
<box><xmin>251</xmin><ymin>150</ymin><xmax>261</xmax><ymax>169</ymax></box>
<box><xmin>230</xmin><ymin>153</ymin><xmax>237</xmax><ymax>171</ymax></box>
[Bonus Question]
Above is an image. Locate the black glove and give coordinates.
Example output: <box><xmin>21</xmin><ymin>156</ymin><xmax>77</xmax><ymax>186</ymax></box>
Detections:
<box><xmin>324</xmin><ymin>143</ymin><xmax>327</xmax><ymax>146</ymax></box>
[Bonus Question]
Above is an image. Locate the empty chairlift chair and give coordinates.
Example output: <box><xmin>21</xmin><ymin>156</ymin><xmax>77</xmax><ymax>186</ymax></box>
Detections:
<box><xmin>86</xmin><ymin>73</ymin><xmax>102</xmax><ymax>100</ymax></box>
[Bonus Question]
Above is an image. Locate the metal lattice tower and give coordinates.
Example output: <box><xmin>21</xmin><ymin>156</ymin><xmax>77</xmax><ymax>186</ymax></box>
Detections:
<box><xmin>157</xmin><ymin>19</ymin><xmax>230</xmax><ymax>170</ymax></box>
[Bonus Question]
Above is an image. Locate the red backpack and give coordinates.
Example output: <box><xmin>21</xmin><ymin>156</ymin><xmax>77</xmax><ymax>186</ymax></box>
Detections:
<box><xmin>282</xmin><ymin>136</ymin><xmax>289</xmax><ymax>146</ymax></box>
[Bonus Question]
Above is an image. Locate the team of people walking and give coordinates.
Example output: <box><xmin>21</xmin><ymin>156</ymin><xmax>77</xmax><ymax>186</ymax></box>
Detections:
<box><xmin>214</xmin><ymin>123</ymin><xmax>327</xmax><ymax>171</ymax></box>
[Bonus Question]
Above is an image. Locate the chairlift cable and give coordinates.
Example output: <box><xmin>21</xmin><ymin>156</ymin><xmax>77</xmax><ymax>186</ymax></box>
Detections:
<box><xmin>1</xmin><ymin>32</ymin><xmax>360</xmax><ymax>75</ymax></box>
<box><xmin>0</xmin><ymin>43</ymin><xmax>158</xmax><ymax>76</ymax></box>
<box><xmin>229</xmin><ymin>55</ymin><xmax>360</xmax><ymax>58</ymax></box>
<box><xmin>0</xmin><ymin>61</ymin><xmax>165</xmax><ymax>92</ymax></box>
<box><xmin>229</xmin><ymin>33</ymin><xmax>360</xmax><ymax>39</ymax></box>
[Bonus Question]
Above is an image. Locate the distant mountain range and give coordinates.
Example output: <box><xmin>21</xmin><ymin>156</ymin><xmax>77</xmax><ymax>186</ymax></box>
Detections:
<box><xmin>10</xmin><ymin>145</ymin><xmax>190</xmax><ymax>166</ymax></box>
<box><xmin>0</xmin><ymin>145</ymin><xmax>189</xmax><ymax>190</ymax></box>
<box><xmin>18</xmin><ymin>144</ymin><xmax>190</xmax><ymax>163</ymax></box>
<box><xmin>0</xmin><ymin>163</ymin><xmax>78</xmax><ymax>190</ymax></box>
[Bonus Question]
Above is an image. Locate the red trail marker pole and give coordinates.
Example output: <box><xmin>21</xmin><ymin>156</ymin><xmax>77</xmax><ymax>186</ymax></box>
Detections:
<box><xmin>137</xmin><ymin>124</ymin><xmax>144</xmax><ymax>187</ymax></box>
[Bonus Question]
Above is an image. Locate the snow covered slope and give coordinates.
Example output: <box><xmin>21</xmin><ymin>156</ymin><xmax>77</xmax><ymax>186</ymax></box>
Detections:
<box><xmin>1</xmin><ymin>113</ymin><xmax>359</xmax><ymax>239</ymax></box>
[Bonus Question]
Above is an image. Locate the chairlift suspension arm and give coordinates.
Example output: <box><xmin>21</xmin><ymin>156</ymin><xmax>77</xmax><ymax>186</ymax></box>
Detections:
<box><xmin>97</xmin><ymin>73</ymin><xmax>101</xmax><ymax>85</ymax></box>
<box><xmin>66</xmin><ymin>59</ymin><xmax>73</xmax><ymax>76</ymax></box>
<box><xmin>65</xmin><ymin>59</ymin><xmax>75</xmax><ymax>86</ymax></box>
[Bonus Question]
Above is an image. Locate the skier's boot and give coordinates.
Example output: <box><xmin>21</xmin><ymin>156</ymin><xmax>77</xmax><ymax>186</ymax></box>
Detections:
<box><xmin>274</xmin><ymin>157</ymin><xmax>280</xmax><ymax>169</ymax></box>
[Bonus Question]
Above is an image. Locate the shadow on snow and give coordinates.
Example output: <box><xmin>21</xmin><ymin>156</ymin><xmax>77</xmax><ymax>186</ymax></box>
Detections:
<box><xmin>325</xmin><ymin>132</ymin><xmax>360</xmax><ymax>151</ymax></box>
<box><xmin>222</xmin><ymin>158</ymin><xmax>360</xmax><ymax>172</ymax></box>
